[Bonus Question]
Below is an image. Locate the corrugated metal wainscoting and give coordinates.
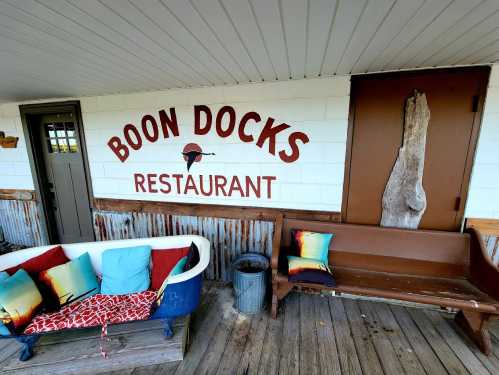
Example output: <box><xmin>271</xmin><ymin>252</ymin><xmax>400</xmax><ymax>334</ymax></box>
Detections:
<box><xmin>483</xmin><ymin>235</ymin><xmax>499</xmax><ymax>267</ymax></box>
<box><xmin>93</xmin><ymin>210</ymin><xmax>274</xmax><ymax>281</ymax></box>
<box><xmin>0</xmin><ymin>199</ymin><xmax>48</xmax><ymax>247</ymax></box>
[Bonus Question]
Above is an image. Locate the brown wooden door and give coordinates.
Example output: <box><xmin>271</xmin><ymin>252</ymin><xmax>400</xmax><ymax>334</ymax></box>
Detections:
<box><xmin>37</xmin><ymin>112</ymin><xmax>94</xmax><ymax>243</ymax></box>
<box><xmin>343</xmin><ymin>68</ymin><xmax>489</xmax><ymax>231</ymax></box>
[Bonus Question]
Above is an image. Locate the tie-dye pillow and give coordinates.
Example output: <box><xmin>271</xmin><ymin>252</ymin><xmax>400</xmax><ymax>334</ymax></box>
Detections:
<box><xmin>39</xmin><ymin>252</ymin><xmax>100</xmax><ymax>308</ymax></box>
<box><xmin>0</xmin><ymin>269</ymin><xmax>43</xmax><ymax>332</ymax></box>
<box><xmin>287</xmin><ymin>256</ymin><xmax>336</xmax><ymax>287</ymax></box>
<box><xmin>291</xmin><ymin>230</ymin><xmax>333</xmax><ymax>263</ymax></box>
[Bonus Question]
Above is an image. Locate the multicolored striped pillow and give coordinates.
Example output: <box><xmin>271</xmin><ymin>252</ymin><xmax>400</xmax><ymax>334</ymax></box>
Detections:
<box><xmin>287</xmin><ymin>256</ymin><xmax>336</xmax><ymax>287</ymax></box>
<box><xmin>291</xmin><ymin>230</ymin><xmax>333</xmax><ymax>263</ymax></box>
<box><xmin>39</xmin><ymin>252</ymin><xmax>100</xmax><ymax>308</ymax></box>
<box><xmin>0</xmin><ymin>269</ymin><xmax>43</xmax><ymax>332</ymax></box>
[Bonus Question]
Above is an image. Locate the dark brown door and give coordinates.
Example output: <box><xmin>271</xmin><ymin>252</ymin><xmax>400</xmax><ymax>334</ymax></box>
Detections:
<box><xmin>36</xmin><ymin>112</ymin><xmax>94</xmax><ymax>243</ymax></box>
<box><xmin>344</xmin><ymin>68</ymin><xmax>488</xmax><ymax>231</ymax></box>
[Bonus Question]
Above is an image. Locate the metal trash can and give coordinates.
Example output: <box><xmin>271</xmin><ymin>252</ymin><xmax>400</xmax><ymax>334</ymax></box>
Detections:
<box><xmin>232</xmin><ymin>253</ymin><xmax>269</xmax><ymax>314</ymax></box>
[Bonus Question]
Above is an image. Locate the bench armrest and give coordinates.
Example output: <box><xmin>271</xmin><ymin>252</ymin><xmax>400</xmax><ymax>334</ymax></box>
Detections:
<box><xmin>467</xmin><ymin>227</ymin><xmax>499</xmax><ymax>301</ymax></box>
<box><xmin>271</xmin><ymin>214</ymin><xmax>284</xmax><ymax>276</ymax></box>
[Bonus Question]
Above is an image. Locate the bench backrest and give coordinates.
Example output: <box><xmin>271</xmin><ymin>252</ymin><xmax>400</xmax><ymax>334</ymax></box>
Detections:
<box><xmin>282</xmin><ymin>219</ymin><xmax>470</xmax><ymax>278</ymax></box>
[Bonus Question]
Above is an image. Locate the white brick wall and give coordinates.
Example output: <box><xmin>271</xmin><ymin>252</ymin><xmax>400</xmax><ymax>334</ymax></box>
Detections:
<box><xmin>0</xmin><ymin>106</ymin><xmax>34</xmax><ymax>190</ymax></box>
<box><xmin>81</xmin><ymin>76</ymin><xmax>350</xmax><ymax>212</ymax></box>
<box><xmin>465</xmin><ymin>64</ymin><xmax>499</xmax><ymax>219</ymax></box>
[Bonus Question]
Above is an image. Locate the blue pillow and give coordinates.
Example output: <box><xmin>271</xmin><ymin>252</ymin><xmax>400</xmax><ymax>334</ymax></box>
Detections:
<box><xmin>101</xmin><ymin>245</ymin><xmax>152</xmax><ymax>295</ymax></box>
<box><xmin>0</xmin><ymin>271</ymin><xmax>9</xmax><ymax>282</ymax></box>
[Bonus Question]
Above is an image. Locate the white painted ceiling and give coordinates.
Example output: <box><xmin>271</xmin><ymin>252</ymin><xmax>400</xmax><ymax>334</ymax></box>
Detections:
<box><xmin>1</xmin><ymin>0</ymin><xmax>499</xmax><ymax>103</ymax></box>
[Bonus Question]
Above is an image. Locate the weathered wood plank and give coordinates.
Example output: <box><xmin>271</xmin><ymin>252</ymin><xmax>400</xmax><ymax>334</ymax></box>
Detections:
<box><xmin>390</xmin><ymin>305</ymin><xmax>448</xmax><ymax>375</ymax></box>
<box><xmin>216</xmin><ymin>313</ymin><xmax>252</xmax><ymax>375</ymax></box>
<box><xmin>372</xmin><ymin>301</ymin><xmax>426</xmax><ymax>375</ymax></box>
<box><xmin>425</xmin><ymin>310</ymin><xmax>490</xmax><ymax>375</ymax></box>
<box><xmin>174</xmin><ymin>285</ymin><xmax>229</xmax><ymax>375</ymax></box>
<box><xmin>328</xmin><ymin>297</ymin><xmax>363</xmax><ymax>374</ymax></box>
<box><xmin>408</xmin><ymin>307</ymin><xmax>470</xmax><ymax>375</ymax></box>
<box><xmin>314</xmin><ymin>296</ymin><xmax>341</xmax><ymax>375</ymax></box>
<box><xmin>191</xmin><ymin>290</ymin><xmax>237</xmax><ymax>375</ymax></box>
<box><xmin>299</xmin><ymin>294</ymin><xmax>319</xmax><ymax>375</ymax></box>
<box><xmin>257</xmin><ymin>309</ymin><xmax>283</xmax><ymax>375</ymax></box>
<box><xmin>279</xmin><ymin>292</ymin><xmax>300</xmax><ymax>375</ymax></box>
<box><xmin>237</xmin><ymin>313</ymin><xmax>268</xmax><ymax>375</ymax></box>
<box><xmin>358</xmin><ymin>300</ymin><xmax>405</xmax><ymax>374</ymax></box>
<box><xmin>0</xmin><ymin>339</ymin><xmax>21</xmax><ymax>364</ymax></box>
<box><xmin>342</xmin><ymin>298</ymin><xmax>384</xmax><ymax>375</ymax></box>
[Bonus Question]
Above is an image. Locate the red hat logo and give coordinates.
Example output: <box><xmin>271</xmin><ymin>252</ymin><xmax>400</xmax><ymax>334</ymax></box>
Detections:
<box><xmin>182</xmin><ymin>143</ymin><xmax>215</xmax><ymax>171</ymax></box>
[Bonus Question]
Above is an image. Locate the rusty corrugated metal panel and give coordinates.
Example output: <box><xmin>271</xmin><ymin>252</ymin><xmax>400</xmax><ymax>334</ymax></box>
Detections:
<box><xmin>0</xmin><ymin>199</ymin><xmax>48</xmax><ymax>247</ymax></box>
<box><xmin>483</xmin><ymin>235</ymin><xmax>499</xmax><ymax>267</ymax></box>
<box><xmin>93</xmin><ymin>209</ymin><xmax>274</xmax><ymax>281</ymax></box>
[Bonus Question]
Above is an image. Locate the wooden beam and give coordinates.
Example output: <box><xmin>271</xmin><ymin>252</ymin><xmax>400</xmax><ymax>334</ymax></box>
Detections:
<box><xmin>92</xmin><ymin>198</ymin><xmax>341</xmax><ymax>223</ymax></box>
<box><xmin>0</xmin><ymin>189</ymin><xmax>36</xmax><ymax>201</ymax></box>
<box><xmin>466</xmin><ymin>218</ymin><xmax>499</xmax><ymax>237</ymax></box>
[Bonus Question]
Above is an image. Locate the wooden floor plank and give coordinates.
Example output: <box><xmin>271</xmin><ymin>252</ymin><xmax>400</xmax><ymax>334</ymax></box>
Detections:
<box><xmin>279</xmin><ymin>292</ymin><xmax>300</xmax><ymax>375</ymax></box>
<box><xmin>358</xmin><ymin>300</ymin><xmax>405</xmax><ymax>375</ymax></box>
<box><xmin>342</xmin><ymin>299</ymin><xmax>384</xmax><ymax>375</ymax></box>
<box><xmin>299</xmin><ymin>294</ymin><xmax>319</xmax><ymax>375</ymax></box>
<box><xmin>215</xmin><ymin>313</ymin><xmax>252</xmax><ymax>375</ymax></box>
<box><xmin>257</xmin><ymin>310</ymin><xmax>283</xmax><ymax>375</ymax></box>
<box><xmin>174</xmin><ymin>286</ymin><xmax>229</xmax><ymax>375</ymax></box>
<box><xmin>192</xmin><ymin>291</ymin><xmax>237</xmax><ymax>375</ymax></box>
<box><xmin>328</xmin><ymin>297</ymin><xmax>363</xmax><ymax>374</ymax></box>
<box><xmin>372</xmin><ymin>302</ymin><xmax>427</xmax><ymax>375</ymax></box>
<box><xmin>237</xmin><ymin>313</ymin><xmax>268</xmax><ymax>375</ymax></box>
<box><xmin>314</xmin><ymin>296</ymin><xmax>342</xmax><ymax>375</ymax></box>
<box><xmin>390</xmin><ymin>305</ymin><xmax>448</xmax><ymax>375</ymax></box>
<box><xmin>425</xmin><ymin>310</ymin><xmax>490</xmax><ymax>375</ymax></box>
<box><xmin>408</xmin><ymin>307</ymin><xmax>470</xmax><ymax>375</ymax></box>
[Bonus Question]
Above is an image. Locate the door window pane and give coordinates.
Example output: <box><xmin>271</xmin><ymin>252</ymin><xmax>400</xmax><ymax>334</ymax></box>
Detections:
<box><xmin>44</xmin><ymin>121</ymin><xmax>78</xmax><ymax>153</ymax></box>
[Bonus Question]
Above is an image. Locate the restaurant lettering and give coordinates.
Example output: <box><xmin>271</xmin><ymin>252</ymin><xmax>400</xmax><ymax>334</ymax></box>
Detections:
<box><xmin>106</xmin><ymin>105</ymin><xmax>310</xmax><ymax>201</ymax></box>
<box><xmin>107</xmin><ymin>105</ymin><xmax>309</xmax><ymax>163</ymax></box>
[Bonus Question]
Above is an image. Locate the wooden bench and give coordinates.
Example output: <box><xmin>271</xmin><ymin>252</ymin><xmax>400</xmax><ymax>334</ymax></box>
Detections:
<box><xmin>271</xmin><ymin>219</ymin><xmax>499</xmax><ymax>354</ymax></box>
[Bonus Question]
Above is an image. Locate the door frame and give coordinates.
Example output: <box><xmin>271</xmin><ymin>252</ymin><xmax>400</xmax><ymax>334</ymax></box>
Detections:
<box><xmin>19</xmin><ymin>100</ymin><xmax>95</xmax><ymax>244</ymax></box>
<box><xmin>341</xmin><ymin>66</ymin><xmax>490</xmax><ymax>230</ymax></box>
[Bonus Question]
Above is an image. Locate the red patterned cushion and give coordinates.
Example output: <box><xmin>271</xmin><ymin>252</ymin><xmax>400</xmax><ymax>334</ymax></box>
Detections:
<box><xmin>150</xmin><ymin>247</ymin><xmax>190</xmax><ymax>290</ymax></box>
<box><xmin>24</xmin><ymin>291</ymin><xmax>157</xmax><ymax>334</ymax></box>
<box><xmin>5</xmin><ymin>246</ymin><xmax>69</xmax><ymax>276</ymax></box>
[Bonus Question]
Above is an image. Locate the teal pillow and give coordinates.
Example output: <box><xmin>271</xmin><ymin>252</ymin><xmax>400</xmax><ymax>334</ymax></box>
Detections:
<box><xmin>0</xmin><ymin>269</ymin><xmax>42</xmax><ymax>332</ymax></box>
<box><xmin>0</xmin><ymin>271</ymin><xmax>9</xmax><ymax>282</ymax></box>
<box><xmin>101</xmin><ymin>245</ymin><xmax>152</xmax><ymax>295</ymax></box>
<box><xmin>39</xmin><ymin>252</ymin><xmax>100</xmax><ymax>307</ymax></box>
<box><xmin>291</xmin><ymin>230</ymin><xmax>333</xmax><ymax>263</ymax></box>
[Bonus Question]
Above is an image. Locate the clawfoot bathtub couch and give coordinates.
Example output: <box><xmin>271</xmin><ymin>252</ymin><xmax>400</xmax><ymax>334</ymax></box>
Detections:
<box><xmin>0</xmin><ymin>235</ymin><xmax>210</xmax><ymax>361</ymax></box>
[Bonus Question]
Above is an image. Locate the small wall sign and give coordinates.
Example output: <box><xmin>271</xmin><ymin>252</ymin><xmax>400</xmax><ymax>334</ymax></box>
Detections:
<box><xmin>0</xmin><ymin>131</ymin><xmax>18</xmax><ymax>148</ymax></box>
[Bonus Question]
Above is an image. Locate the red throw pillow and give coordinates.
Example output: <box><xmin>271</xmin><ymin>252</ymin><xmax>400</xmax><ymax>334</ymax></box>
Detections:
<box><xmin>6</xmin><ymin>246</ymin><xmax>70</xmax><ymax>276</ymax></box>
<box><xmin>151</xmin><ymin>247</ymin><xmax>190</xmax><ymax>290</ymax></box>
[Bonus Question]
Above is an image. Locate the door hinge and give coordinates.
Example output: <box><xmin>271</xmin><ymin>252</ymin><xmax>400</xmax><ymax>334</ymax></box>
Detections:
<box><xmin>454</xmin><ymin>197</ymin><xmax>461</xmax><ymax>211</ymax></box>
<box><xmin>472</xmin><ymin>95</ymin><xmax>479</xmax><ymax>113</ymax></box>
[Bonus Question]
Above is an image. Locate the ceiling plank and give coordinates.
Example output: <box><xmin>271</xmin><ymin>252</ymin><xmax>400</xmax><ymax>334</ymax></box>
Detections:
<box><xmin>336</xmin><ymin>0</ymin><xmax>395</xmax><ymax>75</ymax></box>
<box><xmin>250</xmin><ymin>0</ymin><xmax>289</xmax><ymax>80</ymax></box>
<box><xmin>352</xmin><ymin>0</ymin><xmax>424</xmax><ymax>74</ymax></box>
<box><xmin>388</xmin><ymin>0</ymin><xmax>484</xmax><ymax>70</ymax></box>
<box><xmin>305</xmin><ymin>0</ymin><xmax>337</xmax><ymax>77</ymax></box>
<box><xmin>222</xmin><ymin>0</ymin><xmax>276</xmax><ymax>81</ymax></box>
<box><xmin>281</xmin><ymin>0</ymin><xmax>308</xmax><ymax>79</ymax></box>
<box><xmin>321</xmin><ymin>0</ymin><xmax>367</xmax><ymax>76</ymax></box>
<box><xmin>367</xmin><ymin>0</ymin><xmax>453</xmax><ymax>72</ymax></box>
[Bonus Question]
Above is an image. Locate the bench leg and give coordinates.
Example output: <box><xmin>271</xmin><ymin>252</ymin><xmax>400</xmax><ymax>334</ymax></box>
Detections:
<box><xmin>162</xmin><ymin>318</ymin><xmax>175</xmax><ymax>339</ymax></box>
<box><xmin>16</xmin><ymin>335</ymin><xmax>39</xmax><ymax>361</ymax></box>
<box><xmin>271</xmin><ymin>281</ymin><xmax>294</xmax><ymax>319</ymax></box>
<box><xmin>455</xmin><ymin>310</ymin><xmax>492</xmax><ymax>355</ymax></box>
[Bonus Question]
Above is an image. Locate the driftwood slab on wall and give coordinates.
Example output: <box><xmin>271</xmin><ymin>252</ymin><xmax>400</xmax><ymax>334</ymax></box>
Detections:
<box><xmin>381</xmin><ymin>90</ymin><xmax>430</xmax><ymax>229</ymax></box>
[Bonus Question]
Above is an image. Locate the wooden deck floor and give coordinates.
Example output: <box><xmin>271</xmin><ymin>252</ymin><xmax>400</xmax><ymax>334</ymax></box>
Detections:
<box><xmin>2</xmin><ymin>283</ymin><xmax>499</xmax><ymax>374</ymax></box>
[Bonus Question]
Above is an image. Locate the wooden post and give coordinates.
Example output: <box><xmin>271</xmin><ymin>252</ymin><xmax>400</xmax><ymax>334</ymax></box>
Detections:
<box><xmin>381</xmin><ymin>90</ymin><xmax>430</xmax><ymax>229</ymax></box>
